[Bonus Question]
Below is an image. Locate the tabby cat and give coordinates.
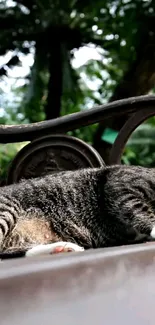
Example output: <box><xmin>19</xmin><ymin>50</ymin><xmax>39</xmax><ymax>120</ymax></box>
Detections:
<box><xmin>0</xmin><ymin>165</ymin><xmax>155</xmax><ymax>259</ymax></box>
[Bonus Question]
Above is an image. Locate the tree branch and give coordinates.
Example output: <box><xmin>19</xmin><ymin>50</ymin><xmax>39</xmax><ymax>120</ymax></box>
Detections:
<box><xmin>45</xmin><ymin>40</ymin><xmax>63</xmax><ymax>119</ymax></box>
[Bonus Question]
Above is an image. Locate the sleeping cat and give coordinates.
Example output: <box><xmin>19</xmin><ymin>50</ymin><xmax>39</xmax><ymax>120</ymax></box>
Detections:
<box><xmin>0</xmin><ymin>164</ymin><xmax>155</xmax><ymax>259</ymax></box>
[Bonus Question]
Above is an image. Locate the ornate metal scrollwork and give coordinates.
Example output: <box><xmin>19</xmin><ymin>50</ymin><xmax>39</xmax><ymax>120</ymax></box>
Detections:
<box><xmin>7</xmin><ymin>135</ymin><xmax>105</xmax><ymax>184</ymax></box>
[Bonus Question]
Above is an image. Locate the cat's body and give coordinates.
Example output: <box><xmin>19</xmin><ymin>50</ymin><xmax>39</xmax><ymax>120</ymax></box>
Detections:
<box><xmin>0</xmin><ymin>164</ymin><xmax>155</xmax><ymax>255</ymax></box>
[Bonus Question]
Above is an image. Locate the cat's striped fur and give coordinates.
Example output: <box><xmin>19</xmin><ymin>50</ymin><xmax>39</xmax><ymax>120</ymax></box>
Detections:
<box><xmin>0</xmin><ymin>165</ymin><xmax>155</xmax><ymax>258</ymax></box>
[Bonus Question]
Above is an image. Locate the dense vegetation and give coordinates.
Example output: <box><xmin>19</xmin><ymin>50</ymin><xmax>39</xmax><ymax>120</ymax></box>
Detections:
<box><xmin>1</xmin><ymin>0</ymin><xmax>155</xmax><ymax>181</ymax></box>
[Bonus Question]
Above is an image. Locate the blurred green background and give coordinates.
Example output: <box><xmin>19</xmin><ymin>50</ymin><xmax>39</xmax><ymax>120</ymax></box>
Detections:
<box><xmin>1</xmin><ymin>0</ymin><xmax>155</xmax><ymax>183</ymax></box>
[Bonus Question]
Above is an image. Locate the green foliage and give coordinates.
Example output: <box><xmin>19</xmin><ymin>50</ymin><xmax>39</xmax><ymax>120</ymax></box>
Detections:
<box><xmin>68</xmin><ymin>124</ymin><xmax>98</xmax><ymax>144</ymax></box>
<box><xmin>1</xmin><ymin>0</ymin><xmax>155</xmax><ymax>180</ymax></box>
<box><xmin>0</xmin><ymin>142</ymin><xmax>28</xmax><ymax>184</ymax></box>
<box><xmin>1</xmin><ymin>0</ymin><xmax>155</xmax><ymax>118</ymax></box>
<box><xmin>122</xmin><ymin>117</ymin><xmax>155</xmax><ymax>167</ymax></box>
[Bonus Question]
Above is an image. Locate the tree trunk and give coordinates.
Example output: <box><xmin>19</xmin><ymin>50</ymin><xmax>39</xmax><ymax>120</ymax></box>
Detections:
<box><xmin>45</xmin><ymin>41</ymin><xmax>62</xmax><ymax>120</ymax></box>
<box><xmin>93</xmin><ymin>39</ymin><xmax>155</xmax><ymax>163</ymax></box>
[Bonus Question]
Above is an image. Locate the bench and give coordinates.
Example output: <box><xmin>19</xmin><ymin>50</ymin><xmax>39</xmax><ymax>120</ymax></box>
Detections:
<box><xmin>0</xmin><ymin>94</ymin><xmax>155</xmax><ymax>325</ymax></box>
<box><xmin>1</xmin><ymin>95</ymin><xmax>155</xmax><ymax>183</ymax></box>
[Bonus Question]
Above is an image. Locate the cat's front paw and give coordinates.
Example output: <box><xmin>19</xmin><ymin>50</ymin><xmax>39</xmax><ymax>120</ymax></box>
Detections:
<box><xmin>0</xmin><ymin>229</ymin><xmax>3</xmax><ymax>246</ymax></box>
<box><xmin>26</xmin><ymin>242</ymin><xmax>84</xmax><ymax>257</ymax></box>
<box><xmin>150</xmin><ymin>226</ymin><xmax>155</xmax><ymax>239</ymax></box>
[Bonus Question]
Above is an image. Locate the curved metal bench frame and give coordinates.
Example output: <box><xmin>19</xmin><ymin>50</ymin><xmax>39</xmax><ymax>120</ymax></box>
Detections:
<box><xmin>1</xmin><ymin>95</ymin><xmax>155</xmax><ymax>163</ymax></box>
